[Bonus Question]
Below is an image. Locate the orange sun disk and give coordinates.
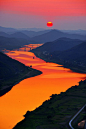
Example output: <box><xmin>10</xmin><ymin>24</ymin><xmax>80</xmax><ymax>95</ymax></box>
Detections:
<box><xmin>47</xmin><ymin>22</ymin><xmax>53</xmax><ymax>27</ymax></box>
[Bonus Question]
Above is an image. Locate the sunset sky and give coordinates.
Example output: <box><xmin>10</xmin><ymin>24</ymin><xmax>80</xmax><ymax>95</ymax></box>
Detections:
<box><xmin>0</xmin><ymin>0</ymin><xmax>86</xmax><ymax>29</ymax></box>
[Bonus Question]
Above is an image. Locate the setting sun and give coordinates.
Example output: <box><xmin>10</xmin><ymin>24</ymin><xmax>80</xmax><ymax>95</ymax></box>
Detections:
<box><xmin>47</xmin><ymin>22</ymin><xmax>53</xmax><ymax>27</ymax></box>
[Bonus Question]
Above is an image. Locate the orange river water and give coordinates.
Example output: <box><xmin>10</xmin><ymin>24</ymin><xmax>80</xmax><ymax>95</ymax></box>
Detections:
<box><xmin>0</xmin><ymin>45</ymin><xmax>86</xmax><ymax>129</ymax></box>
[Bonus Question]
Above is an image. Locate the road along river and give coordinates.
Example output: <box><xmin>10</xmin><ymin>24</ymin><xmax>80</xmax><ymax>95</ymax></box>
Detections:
<box><xmin>0</xmin><ymin>44</ymin><xmax>86</xmax><ymax>129</ymax></box>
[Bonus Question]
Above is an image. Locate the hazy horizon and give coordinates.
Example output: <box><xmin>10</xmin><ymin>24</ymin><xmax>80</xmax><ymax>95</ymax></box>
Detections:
<box><xmin>0</xmin><ymin>0</ymin><xmax>86</xmax><ymax>30</ymax></box>
<box><xmin>0</xmin><ymin>25</ymin><xmax>86</xmax><ymax>31</ymax></box>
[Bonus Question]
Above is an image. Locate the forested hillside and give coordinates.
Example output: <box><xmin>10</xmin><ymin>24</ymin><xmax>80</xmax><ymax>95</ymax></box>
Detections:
<box><xmin>32</xmin><ymin>38</ymin><xmax>83</xmax><ymax>52</ymax></box>
<box><xmin>0</xmin><ymin>52</ymin><xmax>42</xmax><ymax>96</ymax></box>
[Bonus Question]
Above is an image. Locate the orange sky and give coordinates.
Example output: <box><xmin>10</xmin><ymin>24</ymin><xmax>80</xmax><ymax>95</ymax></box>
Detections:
<box><xmin>0</xmin><ymin>0</ymin><xmax>86</xmax><ymax>16</ymax></box>
<box><xmin>0</xmin><ymin>0</ymin><xmax>86</xmax><ymax>29</ymax></box>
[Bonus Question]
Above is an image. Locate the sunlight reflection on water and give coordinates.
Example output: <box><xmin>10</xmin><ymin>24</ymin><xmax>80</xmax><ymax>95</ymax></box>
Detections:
<box><xmin>0</xmin><ymin>44</ymin><xmax>86</xmax><ymax>129</ymax></box>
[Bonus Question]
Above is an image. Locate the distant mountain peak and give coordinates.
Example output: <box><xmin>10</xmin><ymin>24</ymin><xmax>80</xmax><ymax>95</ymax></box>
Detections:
<box><xmin>0</xmin><ymin>31</ymin><xmax>10</xmax><ymax>37</ymax></box>
<box><xmin>54</xmin><ymin>37</ymin><xmax>81</xmax><ymax>42</ymax></box>
<box><xmin>50</xmin><ymin>29</ymin><xmax>64</xmax><ymax>33</ymax></box>
<box><xmin>10</xmin><ymin>31</ymin><xmax>30</xmax><ymax>39</ymax></box>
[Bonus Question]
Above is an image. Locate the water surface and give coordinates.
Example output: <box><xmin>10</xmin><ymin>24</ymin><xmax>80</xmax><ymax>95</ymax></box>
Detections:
<box><xmin>0</xmin><ymin>45</ymin><xmax>86</xmax><ymax>129</ymax></box>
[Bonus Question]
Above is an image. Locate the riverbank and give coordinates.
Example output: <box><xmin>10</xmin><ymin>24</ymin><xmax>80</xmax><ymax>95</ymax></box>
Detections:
<box><xmin>0</xmin><ymin>51</ymin><xmax>42</xmax><ymax>97</ymax></box>
<box><xmin>12</xmin><ymin>51</ymin><xmax>86</xmax><ymax>129</ymax></box>
<box><xmin>1</xmin><ymin>49</ymin><xmax>86</xmax><ymax>129</ymax></box>
<box><xmin>32</xmin><ymin>51</ymin><xmax>86</xmax><ymax>74</ymax></box>
<box><xmin>0</xmin><ymin>67</ymin><xmax>42</xmax><ymax>97</ymax></box>
<box><xmin>13</xmin><ymin>79</ymin><xmax>86</xmax><ymax>129</ymax></box>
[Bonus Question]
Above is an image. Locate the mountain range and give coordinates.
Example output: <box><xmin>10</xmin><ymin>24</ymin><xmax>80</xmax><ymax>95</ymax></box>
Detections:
<box><xmin>0</xmin><ymin>31</ymin><xmax>30</xmax><ymax>39</ymax></box>
<box><xmin>31</xmin><ymin>29</ymin><xmax>86</xmax><ymax>43</ymax></box>
<box><xmin>52</xmin><ymin>41</ymin><xmax>86</xmax><ymax>65</ymax></box>
<box><xmin>0</xmin><ymin>26</ymin><xmax>86</xmax><ymax>43</ymax></box>
<box><xmin>21</xmin><ymin>30</ymin><xmax>50</xmax><ymax>37</ymax></box>
<box><xmin>0</xmin><ymin>26</ymin><xmax>17</xmax><ymax>33</ymax></box>
<box><xmin>32</xmin><ymin>37</ymin><xmax>86</xmax><ymax>72</ymax></box>
<box><xmin>32</xmin><ymin>38</ymin><xmax>83</xmax><ymax>52</ymax></box>
<box><xmin>0</xmin><ymin>36</ymin><xmax>36</xmax><ymax>51</ymax></box>
<box><xmin>0</xmin><ymin>26</ymin><xmax>86</xmax><ymax>129</ymax></box>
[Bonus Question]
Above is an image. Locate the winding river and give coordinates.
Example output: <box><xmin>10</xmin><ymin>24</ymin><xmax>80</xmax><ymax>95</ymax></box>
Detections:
<box><xmin>0</xmin><ymin>44</ymin><xmax>86</xmax><ymax>129</ymax></box>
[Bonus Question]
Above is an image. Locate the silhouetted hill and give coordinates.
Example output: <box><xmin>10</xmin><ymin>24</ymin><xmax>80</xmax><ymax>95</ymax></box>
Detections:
<box><xmin>54</xmin><ymin>41</ymin><xmax>86</xmax><ymax>65</ymax></box>
<box><xmin>0</xmin><ymin>36</ymin><xmax>33</xmax><ymax>51</ymax></box>
<box><xmin>0</xmin><ymin>29</ymin><xmax>50</xmax><ymax>39</ymax></box>
<box><xmin>32</xmin><ymin>40</ymin><xmax>86</xmax><ymax>73</ymax></box>
<box><xmin>31</xmin><ymin>29</ymin><xmax>64</xmax><ymax>42</ymax></box>
<box><xmin>32</xmin><ymin>38</ymin><xmax>83</xmax><ymax>52</ymax></box>
<box><xmin>0</xmin><ymin>52</ymin><xmax>42</xmax><ymax>96</ymax></box>
<box><xmin>0</xmin><ymin>31</ymin><xmax>30</xmax><ymax>39</ymax></box>
<box><xmin>1</xmin><ymin>26</ymin><xmax>86</xmax><ymax>42</ymax></box>
<box><xmin>0</xmin><ymin>26</ymin><xmax>17</xmax><ymax>33</ymax></box>
<box><xmin>0</xmin><ymin>31</ymin><xmax>10</xmax><ymax>37</ymax></box>
<box><xmin>21</xmin><ymin>30</ymin><xmax>51</xmax><ymax>37</ymax></box>
<box><xmin>31</xmin><ymin>29</ymin><xmax>86</xmax><ymax>43</ymax></box>
<box><xmin>0</xmin><ymin>52</ymin><xmax>28</xmax><ymax>80</ymax></box>
<box><xmin>0</xmin><ymin>26</ymin><xmax>50</xmax><ymax>35</ymax></box>
<box><xmin>10</xmin><ymin>32</ymin><xmax>30</xmax><ymax>39</ymax></box>
<box><xmin>21</xmin><ymin>30</ymin><xmax>36</xmax><ymax>37</ymax></box>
